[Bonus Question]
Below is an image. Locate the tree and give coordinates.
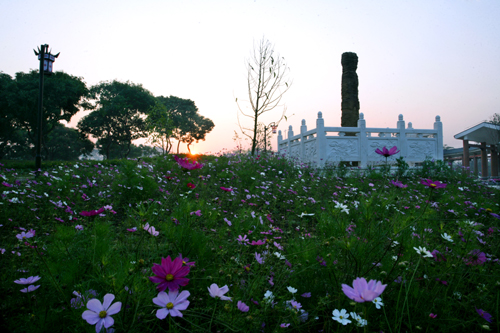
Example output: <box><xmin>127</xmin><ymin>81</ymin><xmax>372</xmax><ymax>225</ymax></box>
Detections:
<box><xmin>44</xmin><ymin>124</ymin><xmax>94</xmax><ymax>161</ymax></box>
<box><xmin>236</xmin><ymin>38</ymin><xmax>291</xmax><ymax>155</ymax></box>
<box><xmin>155</xmin><ymin>96</ymin><xmax>214</xmax><ymax>154</ymax></box>
<box><xmin>0</xmin><ymin>70</ymin><xmax>88</xmax><ymax>159</ymax></box>
<box><xmin>78</xmin><ymin>81</ymin><xmax>155</xmax><ymax>159</ymax></box>
<box><xmin>146</xmin><ymin>101</ymin><xmax>175</xmax><ymax>155</ymax></box>
<box><xmin>0</xmin><ymin>73</ymin><xmax>18</xmax><ymax>159</ymax></box>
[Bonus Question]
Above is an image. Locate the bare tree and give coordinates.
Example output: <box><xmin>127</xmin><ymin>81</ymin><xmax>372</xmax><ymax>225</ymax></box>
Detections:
<box><xmin>236</xmin><ymin>38</ymin><xmax>291</xmax><ymax>155</ymax></box>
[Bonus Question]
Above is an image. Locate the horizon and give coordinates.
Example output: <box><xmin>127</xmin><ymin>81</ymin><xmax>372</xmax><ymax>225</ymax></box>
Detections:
<box><xmin>1</xmin><ymin>0</ymin><xmax>499</xmax><ymax>154</ymax></box>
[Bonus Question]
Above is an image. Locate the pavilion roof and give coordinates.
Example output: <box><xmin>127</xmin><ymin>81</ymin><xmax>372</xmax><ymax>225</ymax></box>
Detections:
<box><xmin>454</xmin><ymin>122</ymin><xmax>500</xmax><ymax>145</ymax></box>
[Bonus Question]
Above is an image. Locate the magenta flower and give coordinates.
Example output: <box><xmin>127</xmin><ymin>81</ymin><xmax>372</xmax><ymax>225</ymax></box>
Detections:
<box><xmin>2</xmin><ymin>181</ymin><xmax>13</xmax><ymax>187</ymax></box>
<box><xmin>80</xmin><ymin>207</ymin><xmax>105</xmax><ymax>217</ymax></box>
<box><xmin>420</xmin><ymin>179</ymin><xmax>447</xmax><ymax>189</ymax></box>
<box><xmin>14</xmin><ymin>276</ymin><xmax>41</xmax><ymax>285</ymax></box>
<box><xmin>466</xmin><ymin>250</ymin><xmax>486</xmax><ymax>266</ymax></box>
<box><xmin>251</xmin><ymin>240</ymin><xmax>266</xmax><ymax>245</ymax></box>
<box><xmin>429</xmin><ymin>313</ymin><xmax>437</xmax><ymax>319</ymax></box>
<box><xmin>152</xmin><ymin>290</ymin><xmax>190</xmax><ymax>319</ymax></box>
<box><xmin>126</xmin><ymin>227</ymin><xmax>137</xmax><ymax>232</ymax></box>
<box><xmin>220</xmin><ymin>187</ymin><xmax>233</xmax><ymax>192</ymax></box>
<box><xmin>342</xmin><ymin>277</ymin><xmax>387</xmax><ymax>303</ymax></box>
<box><xmin>237</xmin><ymin>300</ymin><xmax>249</xmax><ymax>312</ymax></box>
<box><xmin>476</xmin><ymin>307</ymin><xmax>493</xmax><ymax>323</ymax></box>
<box><xmin>149</xmin><ymin>256</ymin><xmax>190</xmax><ymax>292</ymax></box>
<box><xmin>82</xmin><ymin>294</ymin><xmax>122</xmax><ymax>333</ymax></box>
<box><xmin>390</xmin><ymin>180</ymin><xmax>408</xmax><ymax>188</ymax></box>
<box><xmin>208</xmin><ymin>283</ymin><xmax>232</xmax><ymax>301</ymax></box>
<box><xmin>174</xmin><ymin>155</ymin><xmax>203</xmax><ymax>170</ymax></box>
<box><xmin>187</xmin><ymin>183</ymin><xmax>196</xmax><ymax>189</ymax></box>
<box><xmin>375</xmin><ymin>146</ymin><xmax>400</xmax><ymax>157</ymax></box>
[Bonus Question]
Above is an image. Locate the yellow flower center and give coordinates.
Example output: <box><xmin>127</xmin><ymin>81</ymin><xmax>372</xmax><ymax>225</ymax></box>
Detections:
<box><xmin>166</xmin><ymin>274</ymin><xmax>174</xmax><ymax>281</ymax></box>
<box><xmin>166</xmin><ymin>302</ymin><xmax>174</xmax><ymax>309</ymax></box>
<box><xmin>99</xmin><ymin>310</ymin><xmax>107</xmax><ymax>318</ymax></box>
<box><xmin>430</xmin><ymin>183</ymin><xmax>436</xmax><ymax>187</ymax></box>
<box><xmin>486</xmin><ymin>208</ymin><xmax>492</xmax><ymax>213</ymax></box>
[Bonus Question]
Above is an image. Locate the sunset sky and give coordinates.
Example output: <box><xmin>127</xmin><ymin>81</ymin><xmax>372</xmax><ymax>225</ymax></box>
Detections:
<box><xmin>1</xmin><ymin>0</ymin><xmax>499</xmax><ymax>154</ymax></box>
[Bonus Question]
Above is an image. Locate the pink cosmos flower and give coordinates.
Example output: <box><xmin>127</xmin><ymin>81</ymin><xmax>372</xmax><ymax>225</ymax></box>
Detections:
<box><xmin>476</xmin><ymin>307</ymin><xmax>493</xmax><ymax>323</ymax></box>
<box><xmin>14</xmin><ymin>276</ymin><xmax>41</xmax><ymax>285</ymax></box>
<box><xmin>2</xmin><ymin>182</ymin><xmax>13</xmax><ymax>187</ymax></box>
<box><xmin>390</xmin><ymin>180</ymin><xmax>408</xmax><ymax>188</ymax></box>
<box><xmin>208</xmin><ymin>283</ymin><xmax>232</xmax><ymax>301</ymax></box>
<box><xmin>187</xmin><ymin>183</ymin><xmax>196</xmax><ymax>189</ymax></box>
<box><xmin>177</xmin><ymin>253</ymin><xmax>196</xmax><ymax>267</ymax></box>
<box><xmin>149</xmin><ymin>256</ymin><xmax>190</xmax><ymax>292</ymax></box>
<box><xmin>237</xmin><ymin>300</ymin><xmax>249</xmax><ymax>312</ymax></box>
<box><xmin>173</xmin><ymin>155</ymin><xmax>203</xmax><ymax>170</ymax></box>
<box><xmin>375</xmin><ymin>146</ymin><xmax>400</xmax><ymax>157</ymax></box>
<box><xmin>143</xmin><ymin>223</ymin><xmax>159</xmax><ymax>236</ymax></box>
<box><xmin>466</xmin><ymin>249</ymin><xmax>486</xmax><ymax>266</ymax></box>
<box><xmin>342</xmin><ymin>277</ymin><xmax>387</xmax><ymax>303</ymax></box>
<box><xmin>16</xmin><ymin>230</ymin><xmax>36</xmax><ymax>241</ymax></box>
<box><xmin>126</xmin><ymin>227</ymin><xmax>137</xmax><ymax>232</ymax></box>
<box><xmin>251</xmin><ymin>240</ymin><xmax>266</xmax><ymax>245</ymax></box>
<box><xmin>152</xmin><ymin>290</ymin><xmax>190</xmax><ymax>319</ymax></box>
<box><xmin>220</xmin><ymin>187</ymin><xmax>233</xmax><ymax>192</ymax></box>
<box><xmin>429</xmin><ymin>313</ymin><xmax>437</xmax><ymax>318</ymax></box>
<box><xmin>80</xmin><ymin>207</ymin><xmax>105</xmax><ymax>217</ymax></box>
<box><xmin>420</xmin><ymin>179</ymin><xmax>447</xmax><ymax>189</ymax></box>
<box><xmin>20</xmin><ymin>284</ymin><xmax>40</xmax><ymax>293</ymax></box>
<box><xmin>82</xmin><ymin>294</ymin><xmax>122</xmax><ymax>333</ymax></box>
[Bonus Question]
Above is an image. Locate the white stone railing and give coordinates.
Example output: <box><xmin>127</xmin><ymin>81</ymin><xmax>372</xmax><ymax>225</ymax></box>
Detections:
<box><xmin>277</xmin><ymin>112</ymin><xmax>443</xmax><ymax>168</ymax></box>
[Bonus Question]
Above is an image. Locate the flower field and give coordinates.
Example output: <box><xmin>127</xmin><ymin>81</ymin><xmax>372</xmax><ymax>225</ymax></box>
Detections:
<box><xmin>0</xmin><ymin>153</ymin><xmax>499</xmax><ymax>332</ymax></box>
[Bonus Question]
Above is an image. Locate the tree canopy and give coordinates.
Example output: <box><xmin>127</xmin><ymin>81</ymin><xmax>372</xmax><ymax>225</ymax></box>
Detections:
<box><xmin>0</xmin><ymin>70</ymin><xmax>88</xmax><ymax>159</ymax></box>
<box><xmin>155</xmin><ymin>96</ymin><xmax>214</xmax><ymax>154</ymax></box>
<box><xmin>78</xmin><ymin>80</ymin><xmax>156</xmax><ymax>159</ymax></box>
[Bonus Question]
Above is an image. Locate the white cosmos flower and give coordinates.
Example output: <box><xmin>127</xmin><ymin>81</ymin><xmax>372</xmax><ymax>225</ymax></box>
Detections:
<box><xmin>413</xmin><ymin>246</ymin><xmax>433</xmax><ymax>258</ymax></box>
<box><xmin>441</xmin><ymin>233</ymin><xmax>453</xmax><ymax>242</ymax></box>
<box><xmin>332</xmin><ymin>309</ymin><xmax>351</xmax><ymax>325</ymax></box>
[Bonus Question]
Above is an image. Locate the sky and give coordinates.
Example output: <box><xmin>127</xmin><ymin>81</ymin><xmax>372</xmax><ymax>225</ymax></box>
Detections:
<box><xmin>1</xmin><ymin>0</ymin><xmax>500</xmax><ymax>154</ymax></box>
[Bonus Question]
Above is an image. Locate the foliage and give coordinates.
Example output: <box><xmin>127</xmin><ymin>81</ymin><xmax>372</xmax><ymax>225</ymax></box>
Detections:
<box><xmin>155</xmin><ymin>96</ymin><xmax>214</xmax><ymax>154</ymax></box>
<box><xmin>78</xmin><ymin>80</ymin><xmax>155</xmax><ymax>160</ymax></box>
<box><xmin>237</xmin><ymin>38</ymin><xmax>291</xmax><ymax>156</ymax></box>
<box><xmin>0</xmin><ymin>155</ymin><xmax>499</xmax><ymax>332</ymax></box>
<box><xmin>146</xmin><ymin>101</ymin><xmax>175</xmax><ymax>155</ymax></box>
<box><xmin>0</xmin><ymin>70</ymin><xmax>88</xmax><ymax>159</ymax></box>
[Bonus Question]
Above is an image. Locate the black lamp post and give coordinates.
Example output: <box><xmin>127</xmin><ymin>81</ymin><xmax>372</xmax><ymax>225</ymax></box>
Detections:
<box><xmin>33</xmin><ymin>44</ymin><xmax>59</xmax><ymax>173</ymax></box>
<box><xmin>263</xmin><ymin>122</ymin><xmax>278</xmax><ymax>153</ymax></box>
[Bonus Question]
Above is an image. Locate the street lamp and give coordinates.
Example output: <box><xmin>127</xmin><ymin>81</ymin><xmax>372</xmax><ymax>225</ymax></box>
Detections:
<box><xmin>33</xmin><ymin>44</ymin><xmax>59</xmax><ymax>173</ymax></box>
<box><xmin>263</xmin><ymin>122</ymin><xmax>278</xmax><ymax>153</ymax></box>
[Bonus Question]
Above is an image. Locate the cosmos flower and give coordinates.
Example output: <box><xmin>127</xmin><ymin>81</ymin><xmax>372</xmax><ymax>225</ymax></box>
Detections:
<box><xmin>237</xmin><ymin>301</ymin><xmax>249</xmax><ymax>312</ymax></box>
<box><xmin>173</xmin><ymin>155</ymin><xmax>203</xmax><ymax>170</ymax></box>
<box><xmin>466</xmin><ymin>250</ymin><xmax>487</xmax><ymax>266</ymax></box>
<box><xmin>208</xmin><ymin>283</ymin><xmax>232</xmax><ymax>301</ymax></box>
<box><xmin>375</xmin><ymin>146</ymin><xmax>400</xmax><ymax>157</ymax></box>
<box><xmin>475</xmin><ymin>307</ymin><xmax>493</xmax><ymax>323</ymax></box>
<box><xmin>152</xmin><ymin>290</ymin><xmax>190</xmax><ymax>319</ymax></box>
<box><xmin>149</xmin><ymin>256</ymin><xmax>190</xmax><ymax>292</ymax></box>
<box><xmin>80</xmin><ymin>207</ymin><xmax>105</xmax><ymax>217</ymax></box>
<box><xmin>81</xmin><ymin>294</ymin><xmax>121</xmax><ymax>333</ymax></box>
<box><xmin>20</xmin><ymin>285</ymin><xmax>40</xmax><ymax>293</ymax></box>
<box><xmin>342</xmin><ymin>277</ymin><xmax>387</xmax><ymax>303</ymax></box>
<box><xmin>332</xmin><ymin>309</ymin><xmax>351</xmax><ymax>325</ymax></box>
<box><xmin>420</xmin><ymin>179</ymin><xmax>447</xmax><ymax>189</ymax></box>
<box><xmin>14</xmin><ymin>276</ymin><xmax>41</xmax><ymax>285</ymax></box>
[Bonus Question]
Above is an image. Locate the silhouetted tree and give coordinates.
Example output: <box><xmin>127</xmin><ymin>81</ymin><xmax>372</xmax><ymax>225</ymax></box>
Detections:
<box><xmin>78</xmin><ymin>81</ymin><xmax>155</xmax><ymax>159</ymax></box>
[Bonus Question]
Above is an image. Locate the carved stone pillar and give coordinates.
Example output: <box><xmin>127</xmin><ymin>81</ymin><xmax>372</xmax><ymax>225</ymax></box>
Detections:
<box><xmin>341</xmin><ymin>52</ymin><xmax>360</xmax><ymax>130</ymax></box>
